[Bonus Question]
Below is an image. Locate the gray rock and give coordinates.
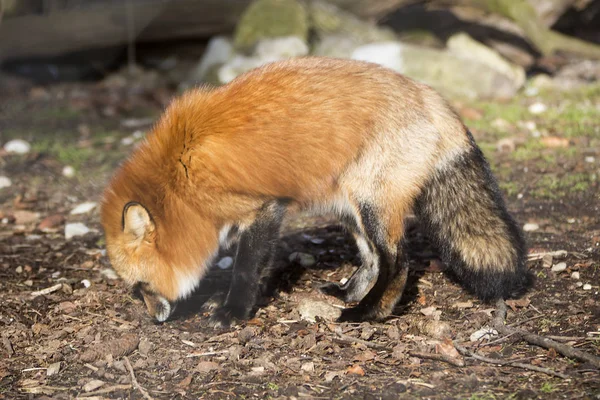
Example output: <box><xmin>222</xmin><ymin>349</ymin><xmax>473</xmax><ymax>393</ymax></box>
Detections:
<box><xmin>551</xmin><ymin>262</ymin><xmax>567</xmax><ymax>273</ymax></box>
<box><xmin>351</xmin><ymin>41</ymin><xmax>522</xmax><ymax>100</ymax></box>
<box><xmin>233</xmin><ymin>0</ymin><xmax>308</xmax><ymax>50</ymax></box>
<box><xmin>298</xmin><ymin>299</ymin><xmax>341</xmax><ymax>322</ymax></box>
<box><xmin>186</xmin><ymin>36</ymin><xmax>233</xmax><ymax>86</ymax></box>
<box><xmin>218</xmin><ymin>36</ymin><xmax>308</xmax><ymax>84</ymax></box>
<box><xmin>4</xmin><ymin>139</ymin><xmax>31</xmax><ymax>154</ymax></box>
<box><xmin>0</xmin><ymin>176</ymin><xmax>12</xmax><ymax>189</ymax></box>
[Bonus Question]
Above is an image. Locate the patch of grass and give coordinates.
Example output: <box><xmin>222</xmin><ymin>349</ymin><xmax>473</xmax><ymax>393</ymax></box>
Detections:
<box><xmin>469</xmin><ymin>393</ymin><xmax>498</xmax><ymax>400</ymax></box>
<box><xmin>499</xmin><ymin>181</ymin><xmax>520</xmax><ymax>197</ymax></box>
<box><xmin>266</xmin><ymin>382</ymin><xmax>279</xmax><ymax>391</ymax></box>
<box><xmin>531</xmin><ymin>173</ymin><xmax>591</xmax><ymax>199</ymax></box>
<box><xmin>540</xmin><ymin>382</ymin><xmax>556</xmax><ymax>394</ymax></box>
<box><xmin>35</xmin><ymin>106</ymin><xmax>81</xmax><ymax>122</ymax></box>
<box><xmin>32</xmin><ymin>139</ymin><xmax>94</xmax><ymax>169</ymax></box>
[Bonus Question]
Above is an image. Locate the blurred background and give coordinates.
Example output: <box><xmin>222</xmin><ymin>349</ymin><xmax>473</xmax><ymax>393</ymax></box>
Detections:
<box><xmin>1</xmin><ymin>0</ymin><xmax>599</xmax><ymax>94</ymax></box>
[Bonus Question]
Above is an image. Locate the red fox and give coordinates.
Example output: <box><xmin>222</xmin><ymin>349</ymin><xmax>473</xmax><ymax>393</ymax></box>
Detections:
<box><xmin>101</xmin><ymin>57</ymin><xmax>532</xmax><ymax>327</ymax></box>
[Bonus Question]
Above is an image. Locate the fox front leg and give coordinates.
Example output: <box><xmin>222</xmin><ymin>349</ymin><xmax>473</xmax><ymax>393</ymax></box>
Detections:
<box><xmin>208</xmin><ymin>201</ymin><xmax>286</xmax><ymax>328</ymax></box>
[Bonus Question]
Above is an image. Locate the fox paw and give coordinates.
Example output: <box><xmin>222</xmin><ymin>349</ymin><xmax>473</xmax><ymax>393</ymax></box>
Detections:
<box><xmin>201</xmin><ymin>292</ymin><xmax>226</xmax><ymax>313</ymax></box>
<box><xmin>338</xmin><ymin>306</ymin><xmax>380</xmax><ymax>323</ymax></box>
<box><xmin>207</xmin><ymin>305</ymin><xmax>248</xmax><ymax>329</ymax></box>
<box><xmin>320</xmin><ymin>282</ymin><xmax>362</xmax><ymax>303</ymax></box>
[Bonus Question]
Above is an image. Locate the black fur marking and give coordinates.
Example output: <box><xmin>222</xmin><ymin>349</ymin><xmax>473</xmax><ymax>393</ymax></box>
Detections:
<box><xmin>210</xmin><ymin>200</ymin><xmax>286</xmax><ymax>327</ymax></box>
<box><xmin>338</xmin><ymin>202</ymin><xmax>402</xmax><ymax>321</ymax></box>
<box><xmin>415</xmin><ymin>132</ymin><xmax>533</xmax><ymax>301</ymax></box>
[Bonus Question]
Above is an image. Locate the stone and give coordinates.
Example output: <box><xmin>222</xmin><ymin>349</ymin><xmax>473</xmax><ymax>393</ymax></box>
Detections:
<box><xmin>4</xmin><ymin>139</ymin><xmax>31</xmax><ymax>154</ymax></box>
<box><xmin>297</xmin><ymin>298</ymin><xmax>341</xmax><ymax>322</ymax></box>
<box><xmin>0</xmin><ymin>176</ymin><xmax>12</xmax><ymax>189</ymax></box>
<box><xmin>234</xmin><ymin>0</ymin><xmax>308</xmax><ymax>50</ymax></box>
<box><xmin>65</xmin><ymin>223</ymin><xmax>90</xmax><ymax>239</ymax></box>
<box><xmin>70</xmin><ymin>202</ymin><xmax>97</xmax><ymax>215</ymax></box>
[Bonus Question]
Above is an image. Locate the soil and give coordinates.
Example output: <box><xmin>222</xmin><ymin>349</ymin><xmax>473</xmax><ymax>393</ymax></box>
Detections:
<box><xmin>0</xmin><ymin>74</ymin><xmax>599</xmax><ymax>399</ymax></box>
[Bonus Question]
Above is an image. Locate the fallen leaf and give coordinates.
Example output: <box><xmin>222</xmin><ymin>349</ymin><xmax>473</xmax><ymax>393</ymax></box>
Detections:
<box><xmin>13</xmin><ymin>210</ymin><xmax>40</xmax><ymax>225</ymax></box>
<box><xmin>435</xmin><ymin>338</ymin><xmax>462</xmax><ymax>361</ymax></box>
<box><xmin>452</xmin><ymin>300</ymin><xmax>474</xmax><ymax>309</ymax></box>
<box><xmin>505</xmin><ymin>297</ymin><xmax>531</xmax><ymax>312</ymax></box>
<box><xmin>83</xmin><ymin>379</ymin><xmax>104</xmax><ymax>392</ymax></box>
<box><xmin>177</xmin><ymin>374</ymin><xmax>193</xmax><ymax>388</ymax></box>
<box><xmin>196</xmin><ymin>361</ymin><xmax>220</xmax><ymax>374</ymax></box>
<box><xmin>38</xmin><ymin>214</ymin><xmax>65</xmax><ymax>231</ymax></box>
<box><xmin>346</xmin><ymin>364</ymin><xmax>365</xmax><ymax>376</ymax></box>
<box><xmin>354</xmin><ymin>350</ymin><xmax>376</xmax><ymax>362</ymax></box>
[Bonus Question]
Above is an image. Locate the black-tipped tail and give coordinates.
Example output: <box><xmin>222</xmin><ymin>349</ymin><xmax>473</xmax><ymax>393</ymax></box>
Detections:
<box><xmin>415</xmin><ymin>134</ymin><xmax>533</xmax><ymax>301</ymax></box>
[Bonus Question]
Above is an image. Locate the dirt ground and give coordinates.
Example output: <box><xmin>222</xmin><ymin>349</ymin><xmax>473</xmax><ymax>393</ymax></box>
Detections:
<box><xmin>0</xmin><ymin>71</ymin><xmax>599</xmax><ymax>399</ymax></box>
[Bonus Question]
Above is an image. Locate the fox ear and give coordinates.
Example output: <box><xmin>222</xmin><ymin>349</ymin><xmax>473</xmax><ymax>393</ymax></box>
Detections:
<box><xmin>123</xmin><ymin>202</ymin><xmax>154</xmax><ymax>239</ymax></box>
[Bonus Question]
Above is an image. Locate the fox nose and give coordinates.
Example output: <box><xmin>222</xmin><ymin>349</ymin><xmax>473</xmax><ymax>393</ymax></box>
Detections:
<box><xmin>154</xmin><ymin>296</ymin><xmax>175</xmax><ymax>322</ymax></box>
<box><xmin>140</xmin><ymin>290</ymin><xmax>175</xmax><ymax>322</ymax></box>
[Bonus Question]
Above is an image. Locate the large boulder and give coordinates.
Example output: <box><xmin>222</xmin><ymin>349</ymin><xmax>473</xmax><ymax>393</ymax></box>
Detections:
<box><xmin>351</xmin><ymin>41</ymin><xmax>523</xmax><ymax>99</ymax></box>
<box><xmin>233</xmin><ymin>0</ymin><xmax>309</xmax><ymax>51</ymax></box>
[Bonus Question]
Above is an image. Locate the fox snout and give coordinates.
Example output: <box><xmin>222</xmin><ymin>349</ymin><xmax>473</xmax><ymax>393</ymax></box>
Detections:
<box><xmin>135</xmin><ymin>285</ymin><xmax>175</xmax><ymax>322</ymax></box>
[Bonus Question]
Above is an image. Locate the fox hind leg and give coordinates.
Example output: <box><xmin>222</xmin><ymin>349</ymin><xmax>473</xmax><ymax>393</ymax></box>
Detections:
<box><xmin>320</xmin><ymin>227</ymin><xmax>380</xmax><ymax>303</ymax></box>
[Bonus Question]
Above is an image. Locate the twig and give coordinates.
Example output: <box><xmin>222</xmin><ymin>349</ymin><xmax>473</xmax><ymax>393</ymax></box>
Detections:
<box><xmin>455</xmin><ymin>344</ymin><xmax>570</xmax><ymax>379</ymax></box>
<box><xmin>408</xmin><ymin>351</ymin><xmax>465</xmax><ymax>367</ymax></box>
<box><xmin>123</xmin><ymin>356</ymin><xmax>154</xmax><ymax>400</ymax></box>
<box><xmin>77</xmin><ymin>384</ymin><xmax>132</xmax><ymax>397</ymax></box>
<box><xmin>186</xmin><ymin>350</ymin><xmax>229</xmax><ymax>358</ymax></box>
<box><xmin>493</xmin><ymin>300</ymin><xmax>600</xmax><ymax>369</ymax></box>
<box><xmin>31</xmin><ymin>283</ymin><xmax>63</xmax><ymax>297</ymax></box>
<box><xmin>333</xmin><ymin>332</ymin><xmax>390</xmax><ymax>351</ymax></box>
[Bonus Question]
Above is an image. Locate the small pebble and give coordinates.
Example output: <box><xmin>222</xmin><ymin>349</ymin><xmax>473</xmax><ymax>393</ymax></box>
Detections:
<box><xmin>583</xmin><ymin>284</ymin><xmax>592</xmax><ymax>291</ymax></box>
<box><xmin>216</xmin><ymin>256</ymin><xmax>233</xmax><ymax>269</ymax></box>
<box><xmin>584</xmin><ymin>156</ymin><xmax>595</xmax><ymax>163</ymax></box>
<box><xmin>528</xmin><ymin>102</ymin><xmax>547</xmax><ymax>114</ymax></box>
<box><xmin>62</xmin><ymin>166</ymin><xmax>76</xmax><ymax>178</ymax></box>
<box><xmin>15</xmin><ymin>266</ymin><xmax>23</xmax><ymax>274</ymax></box>
<box><xmin>4</xmin><ymin>139</ymin><xmax>31</xmax><ymax>154</ymax></box>
<box><xmin>52</xmin><ymin>271</ymin><xmax>61</xmax><ymax>278</ymax></box>
<box><xmin>571</xmin><ymin>272</ymin><xmax>580</xmax><ymax>280</ymax></box>
<box><xmin>0</xmin><ymin>176</ymin><xmax>11</xmax><ymax>189</ymax></box>
<box><xmin>576</xmin><ymin>281</ymin><xmax>583</xmax><ymax>287</ymax></box>
<box><xmin>523</xmin><ymin>223</ymin><xmax>539</xmax><ymax>232</ymax></box>
<box><xmin>551</xmin><ymin>262</ymin><xmax>567</xmax><ymax>273</ymax></box>
<box><xmin>289</xmin><ymin>252</ymin><xmax>316</xmax><ymax>267</ymax></box>
<box><xmin>83</xmin><ymin>379</ymin><xmax>105</xmax><ymax>392</ymax></box>
<box><xmin>81</xmin><ymin>279</ymin><xmax>91</xmax><ymax>288</ymax></box>
<box><xmin>46</xmin><ymin>362</ymin><xmax>61</xmax><ymax>377</ymax></box>
<box><xmin>24</xmin><ymin>280</ymin><xmax>33</xmax><ymax>286</ymax></box>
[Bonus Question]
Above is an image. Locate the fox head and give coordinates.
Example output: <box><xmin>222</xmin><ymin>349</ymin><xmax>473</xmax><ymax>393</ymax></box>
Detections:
<box><xmin>103</xmin><ymin>201</ymin><xmax>178</xmax><ymax>321</ymax></box>
<box><xmin>101</xmin><ymin>188</ymin><xmax>218</xmax><ymax>322</ymax></box>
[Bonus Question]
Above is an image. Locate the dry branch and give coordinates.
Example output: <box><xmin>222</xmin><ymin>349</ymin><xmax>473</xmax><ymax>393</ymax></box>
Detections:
<box><xmin>455</xmin><ymin>344</ymin><xmax>570</xmax><ymax>379</ymax></box>
<box><xmin>124</xmin><ymin>356</ymin><xmax>154</xmax><ymax>400</ymax></box>
<box><xmin>409</xmin><ymin>351</ymin><xmax>465</xmax><ymax>367</ymax></box>
<box><xmin>493</xmin><ymin>300</ymin><xmax>600</xmax><ymax>369</ymax></box>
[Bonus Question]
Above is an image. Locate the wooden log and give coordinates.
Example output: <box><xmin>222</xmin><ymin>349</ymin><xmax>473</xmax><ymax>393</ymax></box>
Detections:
<box><xmin>0</xmin><ymin>0</ymin><xmax>408</xmax><ymax>61</ymax></box>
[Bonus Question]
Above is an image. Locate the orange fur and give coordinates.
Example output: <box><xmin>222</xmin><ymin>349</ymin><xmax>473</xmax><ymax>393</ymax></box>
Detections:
<box><xmin>100</xmin><ymin>57</ymin><xmax>471</xmax><ymax>319</ymax></box>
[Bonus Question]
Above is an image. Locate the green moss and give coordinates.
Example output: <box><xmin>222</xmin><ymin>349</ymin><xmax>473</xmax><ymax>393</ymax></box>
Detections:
<box><xmin>234</xmin><ymin>0</ymin><xmax>308</xmax><ymax>51</ymax></box>
<box><xmin>531</xmin><ymin>173</ymin><xmax>591</xmax><ymax>199</ymax></box>
<box><xmin>32</xmin><ymin>140</ymin><xmax>94</xmax><ymax>169</ymax></box>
